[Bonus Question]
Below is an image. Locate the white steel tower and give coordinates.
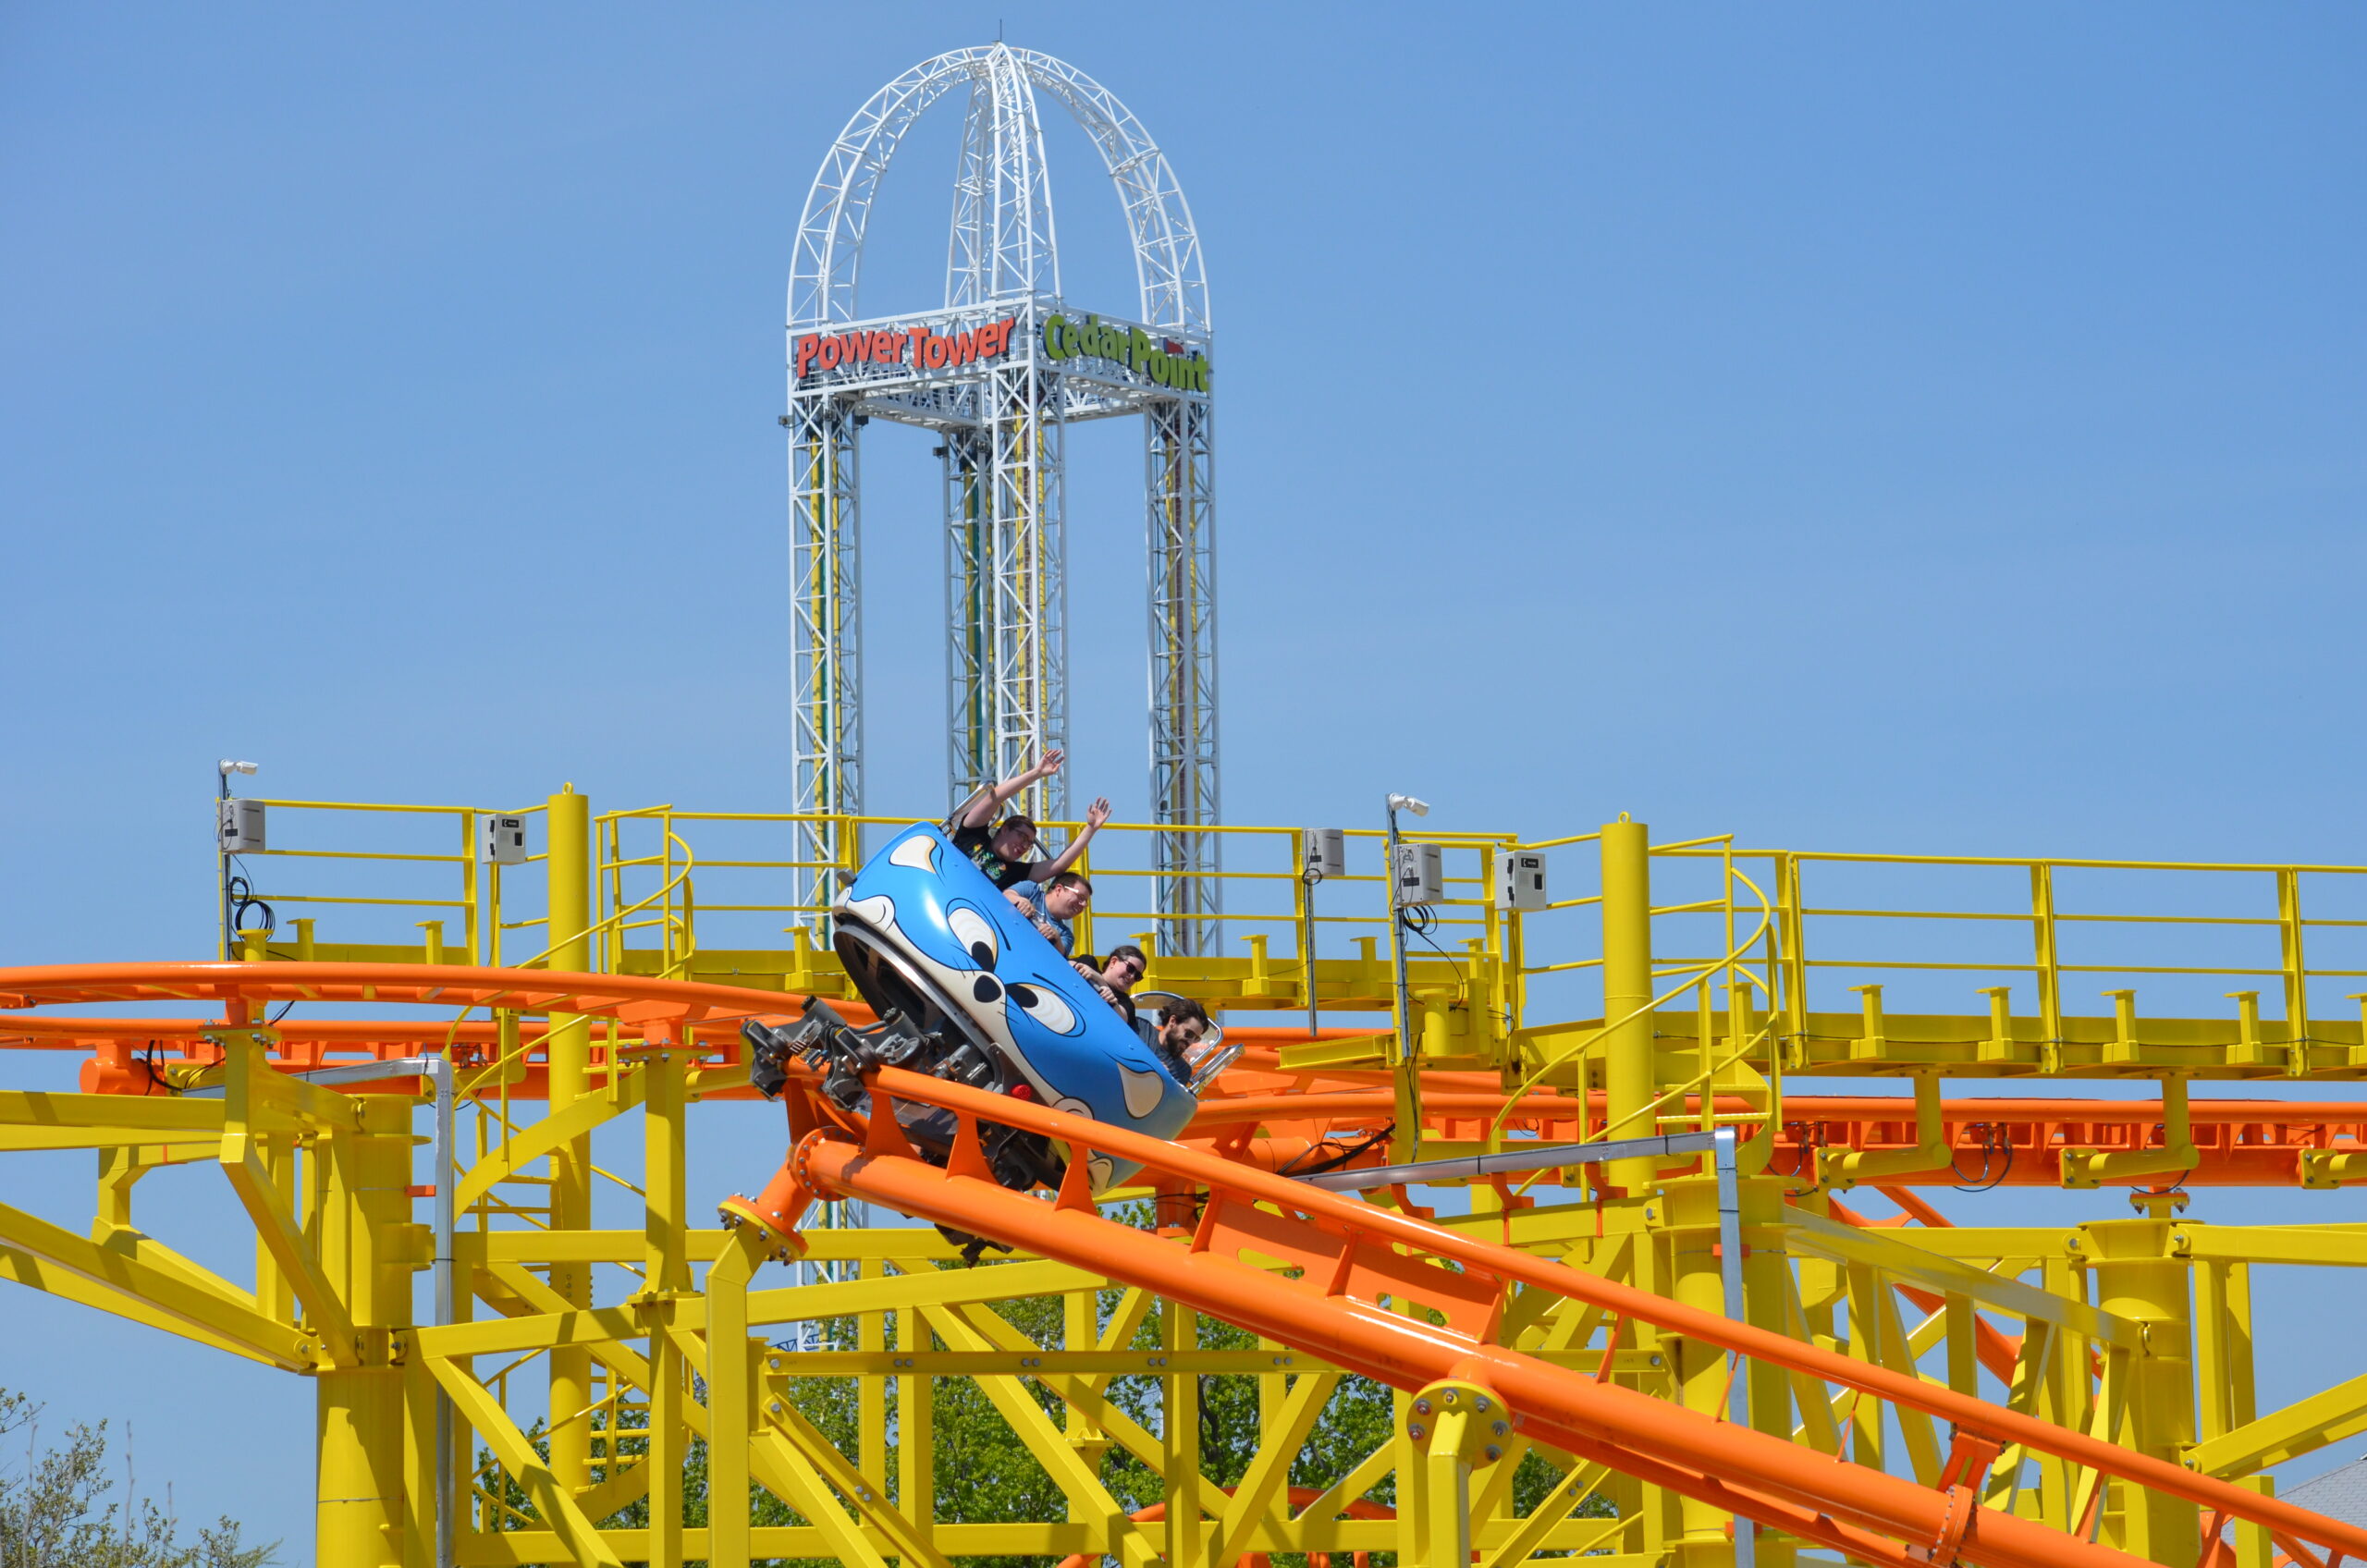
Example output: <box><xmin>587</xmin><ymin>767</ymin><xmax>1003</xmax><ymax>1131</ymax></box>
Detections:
<box><xmin>785</xmin><ymin>44</ymin><xmax>1220</xmax><ymax>953</ymax></box>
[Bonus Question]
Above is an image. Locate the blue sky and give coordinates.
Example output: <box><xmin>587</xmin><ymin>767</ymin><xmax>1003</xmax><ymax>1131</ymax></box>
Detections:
<box><xmin>4</xmin><ymin>2</ymin><xmax>2364</xmax><ymax>1551</ymax></box>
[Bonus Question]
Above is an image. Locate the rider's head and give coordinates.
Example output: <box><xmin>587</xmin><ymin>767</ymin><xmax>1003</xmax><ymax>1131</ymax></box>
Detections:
<box><xmin>1158</xmin><ymin>996</ymin><xmax>1210</xmax><ymax>1057</ymax></box>
<box><xmin>1042</xmin><ymin>872</ymin><xmax>1092</xmax><ymax>920</ymax></box>
<box><xmin>990</xmin><ymin>815</ymin><xmax>1038</xmax><ymax>863</ymax></box>
<box><xmin>1101</xmin><ymin>943</ymin><xmax>1147</xmax><ymax>989</ymax></box>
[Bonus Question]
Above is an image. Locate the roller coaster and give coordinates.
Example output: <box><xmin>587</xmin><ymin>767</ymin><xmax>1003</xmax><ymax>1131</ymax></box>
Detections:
<box><xmin>5</xmin><ymin>792</ymin><xmax>2367</xmax><ymax>1567</ymax></box>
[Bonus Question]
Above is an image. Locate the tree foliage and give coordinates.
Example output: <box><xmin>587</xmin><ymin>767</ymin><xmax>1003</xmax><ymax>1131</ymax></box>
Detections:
<box><xmin>0</xmin><ymin>1390</ymin><xmax>276</xmax><ymax>1568</ymax></box>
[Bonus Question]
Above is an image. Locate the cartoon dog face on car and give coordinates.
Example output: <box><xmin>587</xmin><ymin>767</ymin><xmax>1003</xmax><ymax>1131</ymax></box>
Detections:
<box><xmin>830</xmin><ymin>824</ymin><xmax>1194</xmax><ymax>1190</ymax></box>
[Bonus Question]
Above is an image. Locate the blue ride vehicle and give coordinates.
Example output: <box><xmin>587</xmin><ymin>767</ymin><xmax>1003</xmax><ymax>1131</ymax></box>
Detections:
<box><xmin>743</xmin><ymin>823</ymin><xmax>1197</xmax><ymax>1196</ymax></box>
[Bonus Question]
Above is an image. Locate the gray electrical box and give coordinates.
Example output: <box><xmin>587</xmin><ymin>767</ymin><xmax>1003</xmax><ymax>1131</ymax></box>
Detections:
<box><xmin>484</xmin><ymin>815</ymin><xmax>529</xmax><ymax>866</ymax></box>
<box><xmin>1496</xmin><ymin>849</ymin><xmax>1549</xmax><ymax>912</ymax></box>
<box><xmin>1393</xmin><ymin>840</ymin><xmax>1443</xmax><ymax>907</ymax></box>
<box><xmin>1304</xmin><ymin>827</ymin><xmax>1346</xmax><ymax>879</ymax></box>
<box><xmin>218</xmin><ymin>798</ymin><xmax>266</xmax><ymax>854</ymax></box>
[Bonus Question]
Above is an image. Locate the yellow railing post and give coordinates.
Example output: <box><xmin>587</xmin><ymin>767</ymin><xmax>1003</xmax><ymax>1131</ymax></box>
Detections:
<box><xmin>2031</xmin><ymin>863</ymin><xmax>2065</xmax><ymax>1072</ymax></box>
<box><xmin>1601</xmin><ymin>817</ymin><xmax>1655</xmax><ymax>1193</ymax></box>
<box><xmin>545</xmin><ymin>786</ymin><xmax>595</xmax><ymax>1501</ymax></box>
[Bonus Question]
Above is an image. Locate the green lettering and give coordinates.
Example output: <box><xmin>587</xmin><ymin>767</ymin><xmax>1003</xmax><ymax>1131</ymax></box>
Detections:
<box><xmin>1041</xmin><ymin>313</ymin><xmax>1068</xmax><ymax>361</ymax></box>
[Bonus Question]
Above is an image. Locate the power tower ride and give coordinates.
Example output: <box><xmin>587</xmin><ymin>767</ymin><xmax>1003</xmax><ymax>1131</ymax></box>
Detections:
<box><xmin>785</xmin><ymin>43</ymin><xmax>1220</xmax><ymax>954</ymax></box>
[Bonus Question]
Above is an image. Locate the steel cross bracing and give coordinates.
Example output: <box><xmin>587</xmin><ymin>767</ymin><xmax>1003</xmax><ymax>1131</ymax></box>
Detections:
<box><xmin>16</xmin><ymin>802</ymin><xmax>2367</xmax><ymax>1566</ymax></box>
<box><xmin>786</xmin><ymin>43</ymin><xmax>1219</xmax><ymax>947</ymax></box>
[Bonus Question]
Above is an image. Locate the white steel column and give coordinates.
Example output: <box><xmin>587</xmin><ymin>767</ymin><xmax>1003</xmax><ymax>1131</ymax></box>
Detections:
<box><xmin>1147</xmin><ymin>396</ymin><xmax>1219</xmax><ymax>954</ymax></box>
<box><xmin>786</xmin><ymin>398</ymin><xmax>861</xmax><ymax>913</ymax></box>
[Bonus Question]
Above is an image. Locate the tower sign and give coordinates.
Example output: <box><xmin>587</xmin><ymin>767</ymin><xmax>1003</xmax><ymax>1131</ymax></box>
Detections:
<box><xmin>785</xmin><ymin>43</ymin><xmax>1220</xmax><ymax>953</ymax></box>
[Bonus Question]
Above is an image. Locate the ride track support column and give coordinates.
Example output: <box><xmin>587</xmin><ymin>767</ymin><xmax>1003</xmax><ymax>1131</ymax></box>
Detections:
<box><xmin>642</xmin><ymin>1044</ymin><xmax>688</xmax><ymax>1568</ymax></box>
<box><xmin>316</xmin><ymin>1096</ymin><xmax>416</xmax><ymax>1567</ymax></box>
<box><xmin>2087</xmin><ymin>1210</ymin><xmax>2201</xmax><ymax>1567</ymax></box>
<box><xmin>545</xmin><ymin>787</ymin><xmax>595</xmax><ymax>1503</ymax></box>
<box><xmin>705</xmin><ymin>1228</ymin><xmax>765</xmax><ymax>1568</ymax></box>
<box><xmin>1600</xmin><ymin>818</ymin><xmax>1657</xmax><ymax>1194</ymax></box>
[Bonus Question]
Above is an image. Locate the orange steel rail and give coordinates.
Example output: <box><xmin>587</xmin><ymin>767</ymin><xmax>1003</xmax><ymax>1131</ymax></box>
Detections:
<box><xmin>6</xmin><ymin>962</ymin><xmax>2366</xmax><ymax>1564</ymax></box>
<box><xmin>1188</xmin><ymin>1084</ymin><xmax>2367</xmax><ymax>1187</ymax></box>
<box><xmin>775</xmin><ymin>1062</ymin><xmax>2367</xmax><ymax>1568</ymax></box>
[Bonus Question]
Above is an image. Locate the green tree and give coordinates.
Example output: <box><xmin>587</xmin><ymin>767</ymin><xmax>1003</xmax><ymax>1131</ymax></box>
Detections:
<box><xmin>0</xmin><ymin>1390</ymin><xmax>276</xmax><ymax>1568</ymax></box>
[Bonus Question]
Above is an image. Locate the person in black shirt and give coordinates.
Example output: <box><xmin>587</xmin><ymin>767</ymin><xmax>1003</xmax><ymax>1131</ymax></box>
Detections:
<box><xmin>945</xmin><ymin>749</ymin><xmax>1111</xmax><ymax>890</ymax></box>
<box><xmin>1071</xmin><ymin>944</ymin><xmax>1149</xmax><ymax>1028</ymax></box>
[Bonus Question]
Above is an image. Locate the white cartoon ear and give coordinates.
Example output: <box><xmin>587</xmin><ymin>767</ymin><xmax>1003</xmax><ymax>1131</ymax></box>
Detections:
<box><xmin>889</xmin><ymin>834</ymin><xmax>939</xmax><ymax>872</ymax></box>
<box><xmin>1116</xmin><ymin>1062</ymin><xmax>1167</xmax><ymax>1119</ymax></box>
<box><xmin>841</xmin><ymin>893</ymin><xmax>895</xmax><ymax>930</ymax></box>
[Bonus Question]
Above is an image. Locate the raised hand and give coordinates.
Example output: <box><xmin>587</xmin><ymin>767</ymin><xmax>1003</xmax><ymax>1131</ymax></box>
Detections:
<box><xmin>1085</xmin><ymin>797</ymin><xmax>1112</xmax><ymax>829</ymax></box>
<box><xmin>1027</xmin><ymin>749</ymin><xmax>1066</xmax><ymax>782</ymax></box>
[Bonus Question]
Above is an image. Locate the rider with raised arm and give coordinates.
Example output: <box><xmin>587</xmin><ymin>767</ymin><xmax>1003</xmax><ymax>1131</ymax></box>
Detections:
<box><xmin>945</xmin><ymin>750</ymin><xmax>1112</xmax><ymax>890</ymax></box>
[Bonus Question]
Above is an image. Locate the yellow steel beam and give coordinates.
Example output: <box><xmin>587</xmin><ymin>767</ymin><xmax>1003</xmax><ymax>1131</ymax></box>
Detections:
<box><xmin>1788</xmin><ymin>1208</ymin><xmax>2144</xmax><ymax>1350</ymax></box>
<box><xmin>452</xmin><ymin>1066</ymin><xmax>645</xmax><ymax>1216</ymax></box>
<box><xmin>424</xmin><ymin>1355</ymin><xmax>624</xmax><ymax>1568</ymax></box>
<box><xmin>0</xmin><ymin>1244</ymin><xmax>280</xmax><ymax>1366</ymax></box>
<box><xmin>754</xmin><ymin>1348</ymin><xmax>1335</xmax><ymax>1376</ymax></box>
<box><xmin>450</xmin><ymin>1526</ymin><xmax>1666</xmax><ymax>1565</ymax></box>
<box><xmin>2172</xmin><ymin>1225</ymin><xmax>2367</xmax><ymax>1267</ymax></box>
<box><xmin>914</xmin><ymin>1301</ymin><xmax>1163</xmax><ymax>1568</ymax></box>
<box><xmin>0</xmin><ymin>1090</ymin><xmax>226</xmax><ymax>1132</ymax></box>
<box><xmin>744</xmin><ymin>1424</ymin><xmax>897</xmax><ymax>1568</ymax></box>
<box><xmin>749</xmin><ymin>1366</ymin><xmax>952</xmax><ymax>1568</ymax></box>
<box><xmin>0</xmin><ymin>1196</ymin><xmax>312</xmax><ymax>1367</ymax></box>
<box><xmin>928</xmin><ymin>1300</ymin><xmax>1168</xmax><ymax>1470</ymax></box>
<box><xmin>1208</xmin><ymin>1369</ymin><xmax>1340</xmax><ymax>1566</ymax></box>
<box><xmin>219</xmin><ymin>1133</ymin><xmax>356</xmax><ymax>1361</ymax></box>
<box><xmin>2189</xmin><ymin>1368</ymin><xmax>2367</xmax><ymax>1478</ymax></box>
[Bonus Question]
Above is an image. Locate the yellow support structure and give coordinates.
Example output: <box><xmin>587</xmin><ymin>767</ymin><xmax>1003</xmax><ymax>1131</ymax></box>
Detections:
<box><xmin>8</xmin><ymin>798</ymin><xmax>2367</xmax><ymax>1567</ymax></box>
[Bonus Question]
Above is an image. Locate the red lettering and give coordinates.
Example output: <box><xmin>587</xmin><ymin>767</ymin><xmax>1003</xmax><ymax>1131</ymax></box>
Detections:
<box><xmin>987</xmin><ymin>319</ymin><xmax>1012</xmax><ymax>356</ymax></box>
<box><xmin>952</xmin><ymin>329</ymin><xmax>978</xmax><ymax>366</ymax></box>
<box><xmin>922</xmin><ymin>334</ymin><xmax>950</xmax><ymax>370</ymax></box>
<box><xmin>889</xmin><ymin>331</ymin><xmax>911</xmax><ymax>363</ymax></box>
<box><xmin>816</xmin><ymin>337</ymin><xmax>842</xmax><ymax>370</ymax></box>
<box><xmin>795</xmin><ymin>335</ymin><xmax>822</xmax><ymax>377</ymax></box>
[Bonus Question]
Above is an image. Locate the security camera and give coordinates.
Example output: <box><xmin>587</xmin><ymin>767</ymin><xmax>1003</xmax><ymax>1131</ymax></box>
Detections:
<box><xmin>219</xmin><ymin>760</ymin><xmax>259</xmax><ymax>777</ymax></box>
<box><xmin>1386</xmin><ymin>794</ymin><xmax>1429</xmax><ymax>818</ymax></box>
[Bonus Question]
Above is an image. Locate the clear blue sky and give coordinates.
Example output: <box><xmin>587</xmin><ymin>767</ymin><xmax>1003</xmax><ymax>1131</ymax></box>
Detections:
<box><xmin>4</xmin><ymin>2</ymin><xmax>2363</xmax><ymax>1550</ymax></box>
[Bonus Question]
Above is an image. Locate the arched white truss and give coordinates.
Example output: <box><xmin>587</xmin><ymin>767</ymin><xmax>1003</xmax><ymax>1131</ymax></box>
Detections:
<box><xmin>784</xmin><ymin>43</ymin><xmax>1220</xmax><ymax>953</ymax></box>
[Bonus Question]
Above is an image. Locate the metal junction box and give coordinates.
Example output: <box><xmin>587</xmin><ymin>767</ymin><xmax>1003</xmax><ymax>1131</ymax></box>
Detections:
<box><xmin>1304</xmin><ymin>827</ymin><xmax>1346</xmax><ymax>880</ymax></box>
<box><xmin>1393</xmin><ymin>840</ymin><xmax>1443</xmax><ymax>908</ymax></box>
<box><xmin>484</xmin><ymin>815</ymin><xmax>529</xmax><ymax>866</ymax></box>
<box><xmin>217</xmin><ymin>798</ymin><xmax>266</xmax><ymax>854</ymax></box>
<box><xmin>1496</xmin><ymin>850</ymin><xmax>1549</xmax><ymax>912</ymax></box>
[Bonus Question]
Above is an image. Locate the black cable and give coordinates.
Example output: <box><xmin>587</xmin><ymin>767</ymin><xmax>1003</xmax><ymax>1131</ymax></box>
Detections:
<box><xmin>1951</xmin><ymin>1122</ymin><xmax>2014</xmax><ymax>1194</ymax></box>
<box><xmin>1400</xmin><ymin>911</ymin><xmax>1469</xmax><ymax>988</ymax></box>
<box><xmin>225</xmin><ymin>870</ymin><xmax>276</xmax><ymax>935</ymax></box>
<box><xmin>1275</xmin><ymin>1122</ymin><xmax>1395</xmax><ymax>1179</ymax></box>
<box><xmin>141</xmin><ymin>1038</ymin><xmax>172</xmax><ymax>1096</ymax></box>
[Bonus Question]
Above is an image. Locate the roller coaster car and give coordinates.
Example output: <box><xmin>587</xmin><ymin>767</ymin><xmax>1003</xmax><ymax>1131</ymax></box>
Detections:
<box><xmin>742</xmin><ymin>823</ymin><xmax>1198</xmax><ymax>1196</ymax></box>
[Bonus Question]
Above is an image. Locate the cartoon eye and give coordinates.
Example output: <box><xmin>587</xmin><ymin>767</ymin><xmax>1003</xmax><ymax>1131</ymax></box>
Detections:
<box><xmin>889</xmin><ymin>834</ymin><xmax>939</xmax><ymax>872</ymax></box>
<box><xmin>1003</xmin><ymin>982</ymin><xmax>1077</xmax><ymax>1035</ymax></box>
<box><xmin>948</xmin><ymin>907</ymin><xmax>998</xmax><ymax>969</ymax></box>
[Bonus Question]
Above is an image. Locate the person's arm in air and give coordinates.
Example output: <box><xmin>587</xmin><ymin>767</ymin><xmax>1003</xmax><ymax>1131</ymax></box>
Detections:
<box><xmin>951</xmin><ymin>750</ymin><xmax>1063</xmax><ymax>831</ymax></box>
<box><xmin>1030</xmin><ymin>797</ymin><xmax>1111</xmax><ymax>879</ymax></box>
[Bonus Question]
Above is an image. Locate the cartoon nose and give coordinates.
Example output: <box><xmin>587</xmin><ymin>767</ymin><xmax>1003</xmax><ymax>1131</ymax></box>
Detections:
<box><xmin>973</xmin><ymin>974</ymin><xmax>1002</xmax><ymax>1003</ymax></box>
